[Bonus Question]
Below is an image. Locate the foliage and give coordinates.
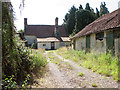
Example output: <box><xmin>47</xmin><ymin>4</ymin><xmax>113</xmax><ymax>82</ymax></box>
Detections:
<box><xmin>2</xmin><ymin>74</ymin><xmax>31</xmax><ymax>89</ymax></box>
<box><xmin>85</xmin><ymin>3</ymin><xmax>91</xmax><ymax>11</ymax></box>
<box><xmin>92</xmin><ymin>83</ymin><xmax>97</xmax><ymax>87</ymax></box>
<box><xmin>74</xmin><ymin>9</ymin><xmax>96</xmax><ymax>34</ymax></box>
<box><xmin>2</xmin><ymin>75</ymin><xmax>17</xmax><ymax>89</ymax></box>
<box><xmin>30</xmin><ymin>49</ymin><xmax>48</xmax><ymax>73</ymax></box>
<box><xmin>56</xmin><ymin>47</ymin><xmax>120</xmax><ymax>81</ymax></box>
<box><xmin>18</xmin><ymin>29</ymin><xmax>24</xmax><ymax>33</ymax></box>
<box><xmin>78</xmin><ymin>72</ymin><xmax>84</xmax><ymax>77</ymax></box>
<box><xmin>100</xmin><ymin>2</ymin><xmax>109</xmax><ymax>16</ymax></box>
<box><xmin>79</xmin><ymin>4</ymin><xmax>83</xmax><ymax>10</ymax></box>
<box><xmin>22</xmin><ymin>74</ymin><xmax>30</xmax><ymax>88</ymax></box>
<box><xmin>63</xmin><ymin>2</ymin><xmax>109</xmax><ymax>36</ymax></box>
<box><xmin>63</xmin><ymin>5</ymin><xmax>77</xmax><ymax>35</ymax></box>
<box><xmin>2</xmin><ymin>2</ymin><xmax>48</xmax><ymax>88</ymax></box>
<box><xmin>96</xmin><ymin>8</ymin><xmax>100</xmax><ymax>18</ymax></box>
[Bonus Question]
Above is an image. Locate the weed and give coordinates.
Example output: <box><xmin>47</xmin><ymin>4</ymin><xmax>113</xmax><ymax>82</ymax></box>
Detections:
<box><xmin>92</xmin><ymin>83</ymin><xmax>97</xmax><ymax>87</ymax></box>
<box><xmin>22</xmin><ymin>74</ymin><xmax>31</xmax><ymax>89</ymax></box>
<box><xmin>78</xmin><ymin>72</ymin><xmax>84</xmax><ymax>76</ymax></box>
<box><xmin>56</xmin><ymin>47</ymin><xmax>120</xmax><ymax>81</ymax></box>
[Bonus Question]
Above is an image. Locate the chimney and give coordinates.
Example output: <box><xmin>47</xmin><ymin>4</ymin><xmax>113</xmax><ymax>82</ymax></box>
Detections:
<box><xmin>54</xmin><ymin>17</ymin><xmax>59</xmax><ymax>37</ymax></box>
<box><xmin>55</xmin><ymin>17</ymin><xmax>58</xmax><ymax>27</ymax></box>
<box><xmin>24</xmin><ymin>18</ymin><xmax>27</xmax><ymax>33</ymax></box>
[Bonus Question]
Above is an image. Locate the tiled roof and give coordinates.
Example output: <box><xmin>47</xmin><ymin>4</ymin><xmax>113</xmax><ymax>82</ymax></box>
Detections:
<box><xmin>25</xmin><ymin>25</ymin><xmax>68</xmax><ymax>38</ymax></box>
<box><xmin>37</xmin><ymin>37</ymin><xmax>70</xmax><ymax>42</ymax></box>
<box><xmin>71</xmin><ymin>8</ymin><xmax>120</xmax><ymax>39</ymax></box>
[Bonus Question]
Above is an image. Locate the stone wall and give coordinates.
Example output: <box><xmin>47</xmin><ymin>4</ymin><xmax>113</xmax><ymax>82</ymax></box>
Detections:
<box><xmin>75</xmin><ymin>36</ymin><xmax>86</xmax><ymax>51</ymax></box>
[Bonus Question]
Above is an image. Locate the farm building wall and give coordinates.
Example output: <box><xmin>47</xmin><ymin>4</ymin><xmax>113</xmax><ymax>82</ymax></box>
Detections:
<box><xmin>90</xmin><ymin>32</ymin><xmax>106</xmax><ymax>53</ymax></box>
<box><xmin>114</xmin><ymin>29</ymin><xmax>120</xmax><ymax>56</ymax></box>
<box><xmin>37</xmin><ymin>42</ymin><xmax>51</xmax><ymax>50</ymax></box>
<box><xmin>37</xmin><ymin>41</ymin><xmax>70</xmax><ymax>50</ymax></box>
<box><xmin>72</xmin><ymin>36</ymin><xmax>86</xmax><ymax>51</ymax></box>
<box><xmin>72</xmin><ymin>29</ymin><xmax>120</xmax><ymax>56</ymax></box>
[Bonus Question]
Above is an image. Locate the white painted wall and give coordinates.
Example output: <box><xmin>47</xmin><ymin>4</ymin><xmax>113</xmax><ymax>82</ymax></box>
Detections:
<box><xmin>71</xmin><ymin>40</ymin><xmax>74</xmax><ymax>49</ymax></box>
<box><xmin>38</xmin><ymin>41</ymin><xmax>70</xmax><ymax>50</ymax></box>
<box><xmin>65</xmin><ymin>42</ymin><xmax>70</xmax><ymax>47</ymax></box>
<box><xmin>37</xmin><ymin>42</ymin><xmax>51</xmax><ymax>49</ymax></box>
<box><xmin>55</xmin><ymin>42</ymin><xmax>60</xmax><ymax>49</ymax></box>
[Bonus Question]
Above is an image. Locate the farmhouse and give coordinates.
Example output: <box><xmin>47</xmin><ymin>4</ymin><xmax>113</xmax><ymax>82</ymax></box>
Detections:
<box><xmin>71</xmin><ymin>8</ymin><xmax>120</xmax><ymax>56</ymax></box>
<box><xmin>24</xmin><ymin>17</ymin><xmax>70</xmax><ymax>49</ymax></box>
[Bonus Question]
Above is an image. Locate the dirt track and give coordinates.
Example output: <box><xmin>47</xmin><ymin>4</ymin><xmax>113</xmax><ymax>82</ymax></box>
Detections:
<box><xmin>31</xmin><ymin>51</ymin><xmax>118</xmax><ymax>88</ymax></box>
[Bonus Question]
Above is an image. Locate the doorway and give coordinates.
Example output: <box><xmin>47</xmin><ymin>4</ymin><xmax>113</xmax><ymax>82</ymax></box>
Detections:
<box><xmin>86</xmin><ymin>35</ymin><xmax>91</xmax><ymax>52</ymax></box>
<box><xmin>51</xmin><ymin>42</ymin><xmax>55</xmax><ymax>50</ymax></box>
<box><xmin>106</xmin><ymin>31</ymin><xmax>114</xmax><ymax>54</ymax></box>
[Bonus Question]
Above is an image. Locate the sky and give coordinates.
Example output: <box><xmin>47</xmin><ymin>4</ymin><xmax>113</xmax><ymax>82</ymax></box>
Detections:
<box><xmin>11</xmin><ymin>0</ymin><xmax>120</xmax><ymax>30</ymax></box>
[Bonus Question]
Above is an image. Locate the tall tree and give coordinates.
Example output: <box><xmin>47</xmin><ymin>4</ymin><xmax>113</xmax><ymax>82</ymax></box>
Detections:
<box><xmin>63</xmin><ymin>13</ymin><xmax>69</xmax><ymax>24</ymax></box>
<box><xmin>100</xmin><ymin>2</ymin><xmax>109</xmax><ymax>16</ymax></box>
<box><xmin>79</xmin><ymin>4</ymin><xmax>83</xmax><ymax>10</ymax></box>
<box><xmin>74</xmin><ymin>9</ymin><xmax>96</xmax><ymax>34</ymax></box>
<box><xmin>64</xmin><ymin>5</ymin><xmax>77</xmax><ymax>34</ymax></box>
<box><xmin>85</xmin><ymin>3</ymin><xmax>91</xmax><ymax>11</ymax></box>
<box><xmin>96</xmin><ymin>8</ymin><xmax>100</xmax><ymax>18</ymax></box>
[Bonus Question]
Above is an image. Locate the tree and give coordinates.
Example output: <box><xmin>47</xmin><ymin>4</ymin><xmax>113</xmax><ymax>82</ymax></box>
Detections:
<box><xmin>96</xmin><ymin>8</ymin><xmax>100</xmax><ymax>18</ymax></box>
<box><xmin>100</xmin><ymin>2</ymin><xmax>109</xmax><ymax>16</ymax></box>
<box><xmin>74</xmin><ymin>9</ymin><xmax>96</xmax><ymax>34</ymax></box>
<box><xmin>85</xmin><ymin>3</ymin><xmax>91</xmax><ymax>11</ymax></box>
<box><xmin>2</xmin><ymin>1</ymin><xmax>32</xmax><ymax>86</ymax></box>
<box><xmin>79</xmin><ymin>4</ymin><xmax>83</xmax><ymax>10</ymax></box>
<box><xmin>63</xmin><ymin>13</ymin><xmax>69</xmax><ymax>24</ymax></box>
<box><xmin>64</xmin><ymin>5</ymin><xmax>77</xmax><ymax>34</ymax></box>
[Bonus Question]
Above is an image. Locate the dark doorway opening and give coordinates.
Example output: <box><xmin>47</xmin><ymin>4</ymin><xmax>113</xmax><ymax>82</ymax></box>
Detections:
<box><xmin>51</xmin><ymin>42</ymin><xmax>55</xmax><ymax>50</ymax></box>
<box><xmin>86</xmin><ymin>35</ymin><xmax>91</xmax><ymax>52</ymax></box>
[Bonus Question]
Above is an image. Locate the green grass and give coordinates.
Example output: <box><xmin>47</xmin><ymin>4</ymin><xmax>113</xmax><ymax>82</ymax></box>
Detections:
<box><xmin>56</xmin><ymin>47</ymin><xmax>120</xmax><ymax>81</ymax></box>
<box><xmin>78</xmin><ymin>72</ymin><xmax>84</xmax><ymax>76</ymax></box>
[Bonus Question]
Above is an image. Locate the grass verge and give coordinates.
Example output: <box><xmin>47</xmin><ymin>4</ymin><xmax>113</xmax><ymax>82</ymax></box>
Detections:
<box><xmin>56</xmin><ymin>47</ymin><xmax>120</xmax><ymax>81</ymax></box>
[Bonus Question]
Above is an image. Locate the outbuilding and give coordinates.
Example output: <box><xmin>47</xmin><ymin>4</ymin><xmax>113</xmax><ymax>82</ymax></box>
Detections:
<box><xmin>71</xmin><ymin>8</ymin><xmax>120</xmax><ymax>56</ymax></box>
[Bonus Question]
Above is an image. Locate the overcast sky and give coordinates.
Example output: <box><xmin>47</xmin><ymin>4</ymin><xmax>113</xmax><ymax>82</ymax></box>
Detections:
<box><xmin>11</xmin><ymin>0</ymin><xmax>120</xmax><ymax>30</ymax></box>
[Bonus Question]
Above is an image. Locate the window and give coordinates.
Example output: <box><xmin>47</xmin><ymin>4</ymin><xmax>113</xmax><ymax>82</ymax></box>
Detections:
<box><xmin>43</xmin><ymin>44</ymin><xmax>46</xmax><ymax>46</ymax></box>
<box><xmin>96</xmin><ymin>32</ymin><xmax>104</xmax><ymax>41</ymax></box>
